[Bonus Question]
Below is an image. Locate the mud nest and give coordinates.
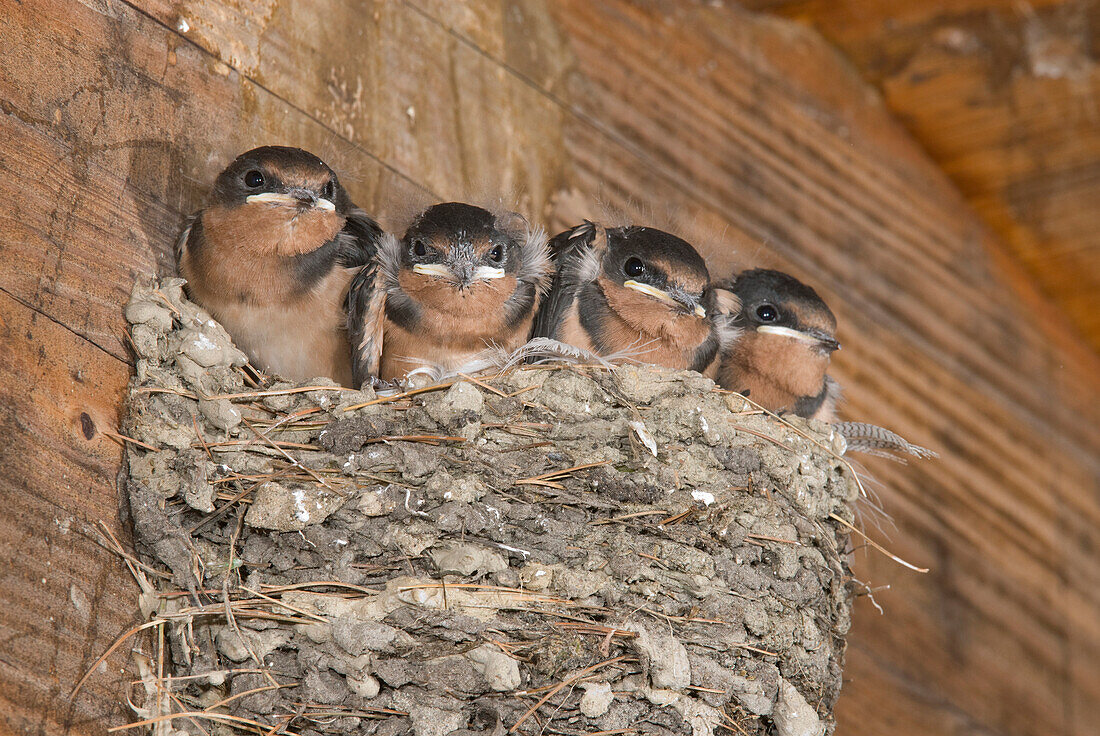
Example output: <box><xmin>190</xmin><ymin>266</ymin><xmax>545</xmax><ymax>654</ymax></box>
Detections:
<box><xmin>120</xmin><ymin>278</ymin><xmax>860</xmax><ymax>736</ymax></box>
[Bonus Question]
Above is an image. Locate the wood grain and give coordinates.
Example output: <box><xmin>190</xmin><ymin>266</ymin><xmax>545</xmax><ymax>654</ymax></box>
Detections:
<box><xmin>0</xmin><ymin>290</ymin><xmax>136</xmax><ymax>733</ymax></box>
<box><xmin>137</xmin><ymin>0</ymin><xmax>570</xmax><ymax>221</ymax></box>
<box><xmin>1</xmin><ymin>1</ymin><xmax>1098</xmax><ymax>735</ymax></box>
<box><xmin>741</xmin><ymin>0</ymin><xmax>1100</xmax><ymax>354</ymax></box>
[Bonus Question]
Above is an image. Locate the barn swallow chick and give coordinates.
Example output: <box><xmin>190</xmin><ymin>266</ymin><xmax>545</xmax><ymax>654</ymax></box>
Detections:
<box><xmin>176</xmin><ymin>146</ymin><xmax>382</xmax><ymax>386</ymax></box>
<box><xmin>347</xmin><ymin>202</ymin><xmax>551</xmax><ymax>384</ymax></box>
<box><xmin>532</xmin><ymin>222</ymin><xmax>729</xmax><ymax>373</ymax></box>
<box><xmin>717</xmin><ymin>268</ymin><xmax>841</xmax><ymax>421</ymax></box>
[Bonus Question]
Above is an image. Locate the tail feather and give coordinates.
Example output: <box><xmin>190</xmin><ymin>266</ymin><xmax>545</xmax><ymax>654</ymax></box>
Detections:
<box><xmin>835</xmin><ymin>422</ymin><xmax>937</xmax><ymax>461</ymax></box>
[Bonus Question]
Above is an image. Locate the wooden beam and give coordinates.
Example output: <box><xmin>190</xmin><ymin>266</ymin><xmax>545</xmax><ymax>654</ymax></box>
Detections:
<box><xmin>134</xmin><ymin>0</ymin><xmax>569</xmax><ymax>216</ymax></box>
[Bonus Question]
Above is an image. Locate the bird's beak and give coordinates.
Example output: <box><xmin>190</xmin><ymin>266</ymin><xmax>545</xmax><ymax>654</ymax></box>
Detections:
<box><xmin>411</xmin><ymin>263</ymin><xmax>506</xmax><ymax>285</ymax></box>
<box><xmin>412</xmin><ymin>263</ymin><xmax>453</xmax><ymax>278</ymax></box>
<box><xmin>757</xmin><ymin>325</ymin><xmax>839</xmax><ymax>352</ymax></box>
<box><xmin>624</xmin><ymin>279</ymin><xmax>674</xmax><ymax>305</ymax></box>
<box><xmin>246</xmin><ymin>192</ymin><xmax>296</xmax><ymax>207</ymax></box>
<box><xmin>625</xmin><ymin>280</ymin><xmax>707</xmax><ymax>318</ymax></box>
<box><xmin>246</xmin><ymin>190</ymin><xmax>335</xmax><ymax>212</ymax></box>
<box><xmin>473</xmin><ymin>266</ymin><xmax>506</xmax><ymax>280</ymax></box>
<box><xmin>810</xmin><ymin>329</ymin><xmax>841</xmax><ymax>352</ymax></box>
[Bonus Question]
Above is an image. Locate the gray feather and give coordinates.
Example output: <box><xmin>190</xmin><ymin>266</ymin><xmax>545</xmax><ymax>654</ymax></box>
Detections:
<box><xmin>836</xmin><ymin>422</ymin><xmax>937</xmax><ymax>461</ymax></box>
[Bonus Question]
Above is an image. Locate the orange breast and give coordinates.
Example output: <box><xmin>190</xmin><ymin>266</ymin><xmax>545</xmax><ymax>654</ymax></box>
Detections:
<box><xmin>380</xmin><ymin>273</ymin><xmax>534</xmax><ymax>381</ymax></box>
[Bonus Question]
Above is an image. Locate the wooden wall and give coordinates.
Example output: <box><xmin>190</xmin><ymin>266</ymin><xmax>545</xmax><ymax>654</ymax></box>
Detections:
<box><xmin>1</xmin><ymin>1</ymin><xmax>1097</xmax><ymax>734</ymax></box>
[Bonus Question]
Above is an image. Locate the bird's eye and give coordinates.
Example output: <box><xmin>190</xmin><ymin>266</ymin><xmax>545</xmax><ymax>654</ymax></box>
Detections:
<box><xmin>756</xmin><ymin>304</ymin><xmax>779</xmax><ymax>322</ymax></box>
<box><xmin>244</xmin><ymin>170</ymin><xmax>265</xmax><ymax>188</ymax></box>
<box><xmin>488</xmin><ymin>244</ymin><xmax>504</xmax><ymax>263</ymax></box>
<box><xmin>623</xmin><ymin>257</ymin><xmax>646</xmax><ymax>279</ymax></box>
<box><xmin>322</xmin><ymin>180</ymin><xmax>335</xmax><ymax>199</ymax></box>
<box><xmin>412</xmin><ymin>239</ymin><xmax>427</xmax><ymax>257</ymax></box>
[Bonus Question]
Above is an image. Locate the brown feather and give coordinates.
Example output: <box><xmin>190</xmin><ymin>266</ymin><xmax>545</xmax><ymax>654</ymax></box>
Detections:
<box><xmin>554</xmin><ymin>304</ymin><xmax>598</xmax><ymax>355</ymax></box>
<box><xmin>380</xmin><ymin>271</ymin><xmax>532</xmax><ymax>380</ymax></box>
<box><xmin>179</xmin><ymin>204</ymin><xmax>353</xmax><ymax>385</ymax></box>
<box><xmin>202</xmin><ymin>201</ymin><xmax>344</xmax><ymax>260</ymax></box>
<box><xmin>352</xmin><ymin>269</ymin><xmax>387</xmax><ymax>382</ymax></box>
<box><xmin>718</xmin><ymin>331</ymin><xmax>830</xmax><ymax>414</ymax></box>
<box><xmin>596</xmin><ymin>276</ymin><xmax>712</xmax><ymax>369</ymax></box>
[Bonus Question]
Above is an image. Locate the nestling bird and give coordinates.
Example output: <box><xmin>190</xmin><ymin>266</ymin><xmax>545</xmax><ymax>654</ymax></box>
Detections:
<box><xmin>176</xmin><ymin>146</ymin><xmax>382</xmax><ymax>386</ymax></box>
<box><xmin>532</xmin><ymin>222</ymin><xmax>730</xmax><ymax>373</ymax></box>
<box><xmin>347</xmin><ymin>202</ymin><xmax>552</xmax><ymax>384</ymax></box>
<box><xmin>716</xmin><ymin>268</ymin><xmax>840</xmax><ymax>421</ymax></box>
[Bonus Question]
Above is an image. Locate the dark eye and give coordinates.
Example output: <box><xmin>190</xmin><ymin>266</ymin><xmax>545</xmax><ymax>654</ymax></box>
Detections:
<box><xmin>488</xmin><ymin>244</ymin><xmax>504</xmax><ymax>263</ymax></box>
<box><xmin>756</xmin><ymin>304</ymin><xmax>779</xmax><ymax>322</ymax></box>
<box><xmin>244</xmin><ymin>170</ymin><xmax>265</xmax><ymax>188</ymax></box>
<box><xmin>322</xmin><ymin>180</ymin><xmax>335</xmax><ymax>199</ymax></box>
<box><xmin>623</xmin><ymin>257</ymin><xmax>645</xmax><ymax>279</ymax></box>
<box><xmin>412</xmin><ymin>239</ymin><xmax>427</xmax><ymax>257</ymax></box>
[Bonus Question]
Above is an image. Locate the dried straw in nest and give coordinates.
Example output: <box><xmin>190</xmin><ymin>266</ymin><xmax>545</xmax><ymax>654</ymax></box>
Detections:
<box><xmin>91</xmin><ymin>278</ymin><xmax>918</xmax><ymax>736</ymax></box>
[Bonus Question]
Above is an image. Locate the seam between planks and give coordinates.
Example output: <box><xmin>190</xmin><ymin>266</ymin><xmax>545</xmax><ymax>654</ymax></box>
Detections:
<box><xmin>0</xmin><ymin>287</ymin><xmax>129</xmax><ymax>366</ymax></box>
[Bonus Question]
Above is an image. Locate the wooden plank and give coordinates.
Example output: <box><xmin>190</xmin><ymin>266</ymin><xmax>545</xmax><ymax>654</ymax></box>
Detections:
<box><xmin>0</xmin><ymin>290</ymin><xmax>136</xmax><ymax>734</ymax></box>
<box><xmin>139</xmin><ymin>0</ymin><xmax>569</xmax><ymax>218</ymax></box>
<box><xmin>0</xmin><ymin>120</ymin><xmax>167</xmax><ymax>362</ymax></box>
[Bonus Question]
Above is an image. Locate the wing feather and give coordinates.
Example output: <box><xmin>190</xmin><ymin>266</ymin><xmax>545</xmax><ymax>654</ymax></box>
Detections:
<box><xmin>174</xmin><ymin>213</ymin><xmax>200</xmax><ymax>270</ymax></box>
<box><xmin>342</xmin><ymin>210</ymin><xmax>387</xmax><ymax>387</ymax></box>
<box><xmin>337</xmin><ymin>208</ymin><xmax>384</xmax><ymax>269</ymax></box>
<box><xmin>531</xmin><ymin>221</ymin><xmax>604</xmax><ymax>340</ymax></box>
<box><xmin>835</xmin><ymin>421</ymin><xmax>938</xmax><ymax>460</ymax></box>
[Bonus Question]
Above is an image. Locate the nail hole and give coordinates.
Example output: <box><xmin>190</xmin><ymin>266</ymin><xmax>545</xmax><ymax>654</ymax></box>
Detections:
<box><xmin>80</xmin><ymin>412</ymin><xmax>96</xmax><ymax>440</ymax></box>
